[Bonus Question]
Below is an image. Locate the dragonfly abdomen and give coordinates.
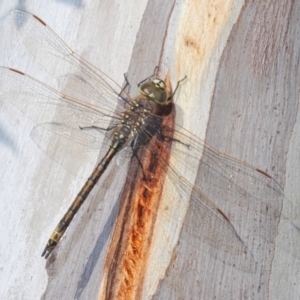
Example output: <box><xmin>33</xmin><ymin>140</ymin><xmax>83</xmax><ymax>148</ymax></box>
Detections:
<box><xmin>41</xmin><ymin>147</ymin><xmax>118</xmax><ymax>258</ymax></box>
<box><xmin>42</xmin><ymin>122</ymin><xmax>136</xmax><ymax>258</ymax></box>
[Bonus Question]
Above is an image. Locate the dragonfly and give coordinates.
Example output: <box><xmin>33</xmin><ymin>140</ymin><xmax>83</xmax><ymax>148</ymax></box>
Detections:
<box><xmin>1</xmin><ymin>10</ymin><xmax>287</xmax><ymax>270</ymax></box>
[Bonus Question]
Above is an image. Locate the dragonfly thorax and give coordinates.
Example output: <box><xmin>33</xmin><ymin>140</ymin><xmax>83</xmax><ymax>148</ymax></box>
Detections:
<box><xmin>120</xmin><ymin>100</ymin><xmax>152</xmax><ymax>128</ymax></box>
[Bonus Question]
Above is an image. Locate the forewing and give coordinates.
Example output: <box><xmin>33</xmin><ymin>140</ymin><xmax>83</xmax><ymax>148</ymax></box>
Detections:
<box><xmin>11</xmin><ymin>10</ymin><xmax>131</xmax><ymax>112</ymax></box>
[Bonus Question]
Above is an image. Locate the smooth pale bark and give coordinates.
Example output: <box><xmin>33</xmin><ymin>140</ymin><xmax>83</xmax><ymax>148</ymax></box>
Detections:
<box><xmin>0</xmin><ymin>1</ymin><xmax>299</xmax><ymax>299</ymax></box>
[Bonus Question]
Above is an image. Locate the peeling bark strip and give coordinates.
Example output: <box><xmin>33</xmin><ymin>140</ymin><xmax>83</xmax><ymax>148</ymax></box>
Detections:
<box><xmin>102</xmin><ymin>76</ymin><xmax>175</xmax><ymax>300</ymax></box>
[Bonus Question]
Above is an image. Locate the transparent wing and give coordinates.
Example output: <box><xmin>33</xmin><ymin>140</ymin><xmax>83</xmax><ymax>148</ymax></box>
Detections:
<box><xmin>11</xmin><ymin>9</ymin><xmax>131</xmax><ymax>112</ymax></box>
<box><xmin>0</xmin><ymin>67</ymin><xmax>122</xmax><ymax>128</ymax></box>
<box><xmin>167</xmin><ymin>169</ymin><xmax>257</xmax><ymax>272</ymax></box>
<box><xmin>137</xmin><ymin>123</ymin><xmax>286</xmax><ymax>272</ymax></box>
<box><xmin>0</xmin><ymin>67</ymin><xmax>120</xmax><ymax>176</ymax></box>
<box><xmin>171</xmin><ymin>124</ymin><xmax>284</xmax><ymax>212</ymax></box>
<box><xmin>112</xmin><ymin>105</ymin><xmax>286</xmax><ymax>272</ymax></box>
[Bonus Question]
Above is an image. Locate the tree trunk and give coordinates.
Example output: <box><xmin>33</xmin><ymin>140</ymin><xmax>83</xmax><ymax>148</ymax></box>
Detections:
<box><xmin>0</xmin><ymin>1</ymin><xmax>299</xmax><ymax>299</ymax></box>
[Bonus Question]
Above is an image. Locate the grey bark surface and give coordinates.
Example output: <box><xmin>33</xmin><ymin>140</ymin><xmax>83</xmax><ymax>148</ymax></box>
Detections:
<box><xmin>1</xmin><ymin>0</ymin><xmax>299</xmax><ymax>299</ymax></box>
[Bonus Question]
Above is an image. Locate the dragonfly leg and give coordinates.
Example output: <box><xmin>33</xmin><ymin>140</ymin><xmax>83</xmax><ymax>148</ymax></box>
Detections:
<box><xmin>137</xmin><ymin>66</ymin><xmax>159</xmax><ymax>88</ymax></box>
<box><xmin>122</xmin><ymin>72</ymin><xmax>130</xmax><ymax>90</ymax></box>
<box><xmin>143</xmin><ymin>127</ymin><xmax>190</xmax><ymax>149</ymax></box>
<box><xmin>117</xmin><ymin>73</ymin><xmax>131</xmax><ymax>104</ymax></box>
<box><xmin>167</xmin><ymin>75</ymin><xmax>187</xmax><ymax>100</ymax></box>
<box><xmin>130</xmin><ymin>140</ymin><xmax>147</xmax><ymax>180</ymax></box>
<box><xmin>160</xmin><ymin>133</ymin><xmax>190</xmax><ymax>148</ymax></box>
<box><xmin>79</xmin><ymin>124</ymin><xmax>117</xmax><ymax>132</ymax></box>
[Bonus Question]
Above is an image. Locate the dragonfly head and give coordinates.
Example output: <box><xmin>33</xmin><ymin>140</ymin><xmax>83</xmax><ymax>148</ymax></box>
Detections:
<box><xmin>139</xmin><ymin>78</ymin><xmax>168</xmax><ymax>105</ymax></box>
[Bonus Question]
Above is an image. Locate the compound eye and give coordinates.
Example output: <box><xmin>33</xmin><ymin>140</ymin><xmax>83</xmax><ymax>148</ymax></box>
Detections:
<box><xmin>152</xmin><ymin>78</ymin><xmax>166</xmax><ymax>90</ymax></box>
<box><xmin>138</xmin><ymin>78</ymin><xmax>167</xmax><ymax>105</ymax></box>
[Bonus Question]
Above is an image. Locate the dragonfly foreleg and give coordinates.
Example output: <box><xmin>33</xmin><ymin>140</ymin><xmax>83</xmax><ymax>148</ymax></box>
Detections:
<box><xmin>137</xmin><ymin>66</ymin><xmax>159</xmax><ymax>88</ymax></box>
<box><xmin>117</xmin><ymin>73</ymin><xmax>131</xmax><ymax>105</ymax></box>
<box><xmin>167</xmin><ymin>75</ymin><xmax>187</xmax><ymax>100</ymax></box>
